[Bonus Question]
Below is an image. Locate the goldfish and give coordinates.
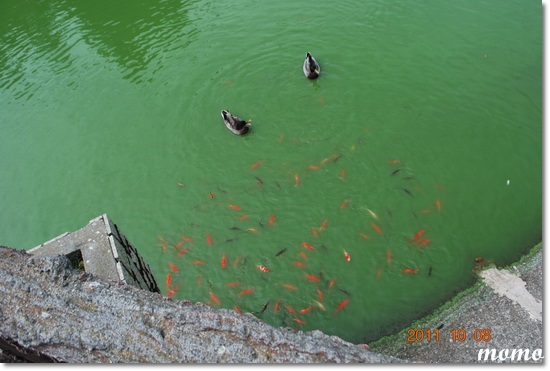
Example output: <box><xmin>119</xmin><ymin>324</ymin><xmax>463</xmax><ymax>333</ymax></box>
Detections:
<box><xmin>371</xmin><ymin>223</ymin><xmax>382</xmax><ymax>235</ymax></box>
<box><xmin>386</xmin><ymin>250</ymin><xmax>392</xmax><ymax>264</ymax></box>
<box><xmin>206</xmin><ymin>234</ymin><xmax>213</xmax><ymax>246</ymax></box>
<box><xmin>165</xmin><ymin>273</ymin><xmax>172</xmax><ymax>288</ymax></box>
<box><xmin>181</xmin><ymin>235</ymin><xmax>193</xmax><ymax>242</ymax></box>
<box><xmin>250</xmin><ymin>161</ymin><xmax>262</xmax><ymax>169</ymax></box>
<box><xmin>274</xmin><ymin>299</ymin><xmax>280</xmax><ymax>313</ymax></box>
<box><xmin>221</xmin><ymin>255</ymin><xmax>227</xmax><ymax>268</ymax></box>
<box><xmin>376</xmin><ymin>267</ymin><xmax>382</xmax><ymax>280</ymax></box>
<box><xmin>232</xmin><ymin>257</ymin><xmax>241</xmax><ymax>267</ymax></box>
<box><xmin>475</xmin><ymin>257</ymin><xmax>484</xmax><ymax>263</ymax></box>
<box><xmin>191</xmin><ymin>260</ymin><xmax>205</xmax><ymax>265</ymax></box>
<box><xmin>436</xmin><ymin>199</ymin><xmax>441</xmax><ymax>213</ymax></box>
<box><xmin>173</xmin><ymin>241</ymin><xmax>183</xmax><ymax>250</ymax></box>
<box><xmin>292</xmin><ymin>318</ymin><xmax>306</xmax><ymax>325</ymax></box>
<box><xmin>256</xmin><ymin>265</ymin><xmax>270</xmax><ymax>273</ymax></box>
<box><xmin>343</xmin><ymin>250</ymin><xmax>351</xmax><ymax>262</ymax></box>
<box><xmin>282</xmin><ymin>283</ymin><xmax>298</xmax><ymax>291</ymax></box>
<box><xmin>239</xmin><ymin>214</ymin><xmax>250</xmax><ymax>220</ymax></box>
<box><xmin>417</xmin><ymin>239</ymin><xmax>431</xmax><ymax>247</ymax></box>
<box><xmin>293</xmin><ymin>261</ymin><xmax>306</xmax><ymax>268</ymax></box>
<box><xmin>313</xmin><ymin>300</ymin><xmax>326</xmax><ymax>311</ymax></box>
<box><xmin>299</xmin><ymin>306</ymin><xmax>313</xmax><ymax>314</ymax></box>
<box><xmin>284</xmin><ymin>306</ymin><xmax>296</xmax><ymax>315</ymax></box>
<box><xmin>299</xmin><ymin>250</ymin><xmax>308</xmax><ymax>260</ymax></box>
<box><xmin>304</xmin><ymin>274</ymin><xmax>321</xmax><ymax>282</ymax></box>
<box><xmin>335</xmin><ymin>299</ymin><xmax>350</xmax><ymax>313</ymax></box>
<box><xmin>413</xmin><ymin>229</ymin><xmax>426</xmax><ymax>241</ymax></box>
<box><xmin>197</xmin><ymin>275</ymin><xmax>202</xmax><ymax>287</ymax></box>
<box><xmin>341</xmin><ymin>200</ymin><xmax>349</xmax><ymax>209</ymax></box>
<box><xmin>269</xmin><ymin>214</ymin><xmax>276</xmax><ymax>226</ymax></box>
<box><xmin>209</xmin><ymin>292</ymin><xmax>220</xmax><ymax>305</ymax></box>
<box><xmin>239</xmin><ymin>288</ymin><xmax>255</xmax><ymax>295</ymax></box>
<box><xmin>166</xmin><ymin>286</ymin><xmax>178</xmax><ymax>298</ymax></box>
<box><xmin>328</xmin><ymin>278</ymin><xmax>336</xmax><ymax>289</ymax></box>
<box><xmin>403</xmin><ymin>268</ymin><xmax>419</xmax><ymax>274</ymax></box>
<box><xmin>169</xmin><ymin>263</ymin><xmax>179</xmax><ymax>273</ymax></box>
<box><xmin>228</xmin><ymin>204</ymin><xmax>242</xmax><ymax>211</ymax></box>
<box><xmin>226</xmin><ymin>282</ymin><xmax>242</xmax><ymax>288</ymax></box>
<box><xmin>301</xmin><ymin>242</ymin><xmax>315</xmax><ymax>250</ymax></box>
<box><xmin>319</xmin><ymin>219</ymin><xmax>329</xmax><ymax>231</ymax></box>
<box><xmin>209</xmin><ymin>192</ymin><xmax>215</xmax><ymax>199</ymax></box>
<box><xmin>294</xmin><ymin>173</ymin><xmax>300</xmax><ymax>186</ymax></box>
<box><xmin>388</xmin><ymin>159</ymin><xmax>401</xmax><ymax>164</ymax></box>
<box><xmin>359</xmin><ymin>233</ymin><xmax>370</xmax><ymax>240</ymax></box>
<box><xmin>317</xmin><ymin>289</ymin><xmax>325</xmax><ymax>302</ymax></box>
<box><xmin>234</xmin><ymin>305</ymin><xmax>242</xmax><ymax>314</ymax></box>
<box><xmin>177</xmin><ymin>247</ymin><xmax>189</xmax><ymax>257</ymax></box>
<box><xmin>311</xmin><ymin>228</ymin><xmax>319</xmax><ymax>238</ymax></box>
<box><xmin>308</xmin><ymin>165</ymin><xmax>320</xmax><ymax>170</ymax></box>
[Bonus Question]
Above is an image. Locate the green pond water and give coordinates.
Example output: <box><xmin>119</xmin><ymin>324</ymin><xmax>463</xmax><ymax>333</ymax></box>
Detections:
<box><xmin>0</xmin><ymin>0</ymin><xmax>541</xmax><ymax>343</ymax></box>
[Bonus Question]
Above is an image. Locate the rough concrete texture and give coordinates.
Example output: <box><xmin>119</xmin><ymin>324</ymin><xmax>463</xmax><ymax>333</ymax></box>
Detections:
<box><xmin>0</xmin><ymin>246</ymin><xmax>401</xmax><ymax>363</ymax></box>
<box><xmin>370</xmin><ymin>243</ymin><xmax>543</xmax><ymax>364</ymax></box>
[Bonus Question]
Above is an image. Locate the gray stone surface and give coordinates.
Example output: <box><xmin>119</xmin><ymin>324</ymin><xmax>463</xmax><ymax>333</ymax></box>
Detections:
<box><xmin>370</xmin><ymin>243</ymin><xmax>543</xmax><ymax>364</ymax></box>
<box><xmin>0</xmin><ymin>246</ymin><xmax>401</xmax><ymax>363</ymax></box>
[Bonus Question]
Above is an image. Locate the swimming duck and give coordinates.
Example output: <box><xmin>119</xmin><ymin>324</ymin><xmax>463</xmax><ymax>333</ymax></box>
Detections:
<box><xmin>303</xmin><ymin>52</ymin><xmax>320</xmax><ymax>79</ymax></box>
<box><xmin>221</xmin><ymin>110</ymin><xmax>251</xmax><ymax>135</ymax></box>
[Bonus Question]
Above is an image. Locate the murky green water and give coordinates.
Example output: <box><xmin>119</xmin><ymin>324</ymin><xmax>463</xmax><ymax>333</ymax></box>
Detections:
<box><xmin>0</xmin><ymin>0</ymin><xmax>541</xmax><ymax>343</ymax></box>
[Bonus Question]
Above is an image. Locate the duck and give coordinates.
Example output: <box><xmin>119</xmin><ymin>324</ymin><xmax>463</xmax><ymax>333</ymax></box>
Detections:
<box><xmin>221</xmin><ymin>110</ymin><xmax>251</xmax><ymax>135</ymax></box>
<box><xmin>303</xmin><ymin>52</ymin><xmax>320</xmax><ymax>79</ymax></box>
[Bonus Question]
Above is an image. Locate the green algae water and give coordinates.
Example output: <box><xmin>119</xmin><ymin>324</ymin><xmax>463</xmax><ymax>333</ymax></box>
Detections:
<box><xmin>0</xmin><ymin>0</ymin><xmax>541</xmax><ymax>343</ymax></box>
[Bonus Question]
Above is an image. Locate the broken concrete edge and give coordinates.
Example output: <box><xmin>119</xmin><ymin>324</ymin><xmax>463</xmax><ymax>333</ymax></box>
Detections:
<box><xmin>368</xmin><ymin>241</ymin><xmax>542</xmax><ymax>354</ymax></box>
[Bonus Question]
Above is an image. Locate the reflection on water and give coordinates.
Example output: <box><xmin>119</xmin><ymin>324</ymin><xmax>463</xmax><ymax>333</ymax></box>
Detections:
<box><xmin>0</xmin><ymin>0</ymin><xmax>541</xmax><ymax>344</ymax></box>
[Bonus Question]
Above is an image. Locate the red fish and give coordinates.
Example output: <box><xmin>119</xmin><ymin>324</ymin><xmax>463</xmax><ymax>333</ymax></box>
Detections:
<box><xmin>209</xmin><ymin>292</ymin><xmax>220</xmax><ymax>305</ymax></box>
<box><xmin>301</xmin><ymin>242</ymin><xmax>315</xmax><ymax>250</ymax></box>
<box><xmin>418</xmin><ymin>239</ymin><xmax>431</xmax><ymax>247</ymax></box>
<box><xmin>274</xmin><ymin>299</ymin><xmax>280</xmax><ymax>313</ymax></box>
<box><xmin>413</xmin><ymin>229</ymin><xmax>426</xmax><ymax>241</ymax></box>
<box><xmin>234</xmin><ymin>305</ymin><xmax>242</xmax><ymax>314</ymax></box>
<box><xmin>304</xmin><ymin>274</ymin><xmax>321</xmax><ymax>282</ymax></box>
<box><xmin>386</xmin><ymin>250</ymin><xmax>392</xmax><ymax>264</ymax></box>
<box><xmin>436</xmin><ymin>199</ymin><xmax>441</xmax><ymax>213</ymax></box>
<box><xmin>311</xmin><ymin>228</ymin><xmax>319</xmax><ymax>238</ymax></box>
<box><xmin>293</xmin><ymin>261</ymin><xmax>306</xmax><ymax>268</ymax></box>
<box><xmin>239</xmin><ymin>214</ymin><xmax>250</xmax><ymax>220</ymax></box>
<box><xmin>191</xmin><ymin>260</ymin><xmax>205</xmax><ymax>265</ymax></box>
<box><xmin>181</xmin><ymin>235</ymin><xmax>193</xmax><ymax>242</ymax></box>
<box><xmin>206</xmin><ymin>234</ymin><xmax>213</xmax><ymax>246</ymax></box>
<box><xmin>319</xmin><ymin>219</ymin><xmax>329</xmax><ymax>231</ymax></box>
<box><xmin>166</xmin><ymin>286</ymin><xmax>178</xmax><ymax>298</ymax></box>
<box><xmin>256</xmin><ymin>265</ymin><xmax>270</xmax><ymax>273</ymax></box>
<box><xmin>250</xmin><ymin>161</ymin><xmax>262</xmax><ymax>169</ymax></box>
<box><xmin>335</xmin><ymin>299</ymin><xmax>350</xmax><ymax>313</ymax></box>
<box><xmin>221</xmin><ymin>255</ymin><xmax>227</xmax><ymax>268</ymax></box>
<box><xmin>372</xmin><ymin>223</ymin><xmax>382</xmax><ymax>235</ymax></box>
<box><xmin>226</xmin><ymin>282</ymin><xmax>242</xmax><ymax>288</ymax></box>
<box><xmin>299</xmin><ymin>306</ymin><xmax>313</xmax><ymax>314</ymax></box>
<box><xmin>177</xmin><ymin>247</ymin><xmax>189</xmax><ymax>257</ymax></box>
<box><xmin>403</xmin><ymin>268</ymin><xmax>419</xmax><ymax>274</ymax></box>
<box><xmin>308</xmin><ymin>165</ymin><xmax>320</xmax><ymax>170</ymax></box>
<box><xmin>284</xmin><ymin>306</ymin><xmax>296</xmax><ymax>315</ymax></box>
<box><xmin>343</xmin><ymin>250</ymin><xmax>351</xmax><ymax>262</ymax></box>
<box><xmin>169</xmin><ymin>263</ymin><xmax>179</xmax><ymax>273</ymax></box>
<box><xmin>174</xmin><ymin>241</ymin><xmax>183</xmax><ymax>250</ymax></box>
<box><xmin>269</xmin><ymin>214</ymin><xmax>276</xmax><ymax>226</ymax></box>
<box><xmin>282</xmin><ymin>283</ymin><xmax>298</xmax><ymax>291</ymax></box>
<box><xmin>197</xmin><ymin>275</ymin><xmax>202</xmax><ymax>287</ymax></box>
<box><xmin>341</xmin><ymin>200</ymin><xmax>349</xmax><ymax>209</ymax></box>
<box><xmin>475</xmin><ymin>257</ymin><xmax>484</xmax><ymax>263</ymax></box>
<box><xmin>292</xmin><ymin>318</ymin><xmax>306</xmax><ymax>325</ymax></box>
<box><xmin>299</xmin><ymin>250</ymin><xmax>308</xmax><ymax>260</ymax></box>
<box><xmin>228</xmin><ymin>204</ymin><xmax>242</xmax><ymax>211</ymax></box>
<box><xmin>165</xmin><ymin>273</ymin><xmax>172</xmax><ymax>288</ymax></box>
<box><xmin>239</xmin><ymin>288</ymin><xmax>255</xmax><ymax>296</ymax></box>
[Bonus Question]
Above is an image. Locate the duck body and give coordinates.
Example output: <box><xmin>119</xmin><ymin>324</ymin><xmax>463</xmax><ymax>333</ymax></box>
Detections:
<box><xmin>303</xmin><ymin>52</ymin><xmax>320</xmax><ymax>79</ymax></box>
<box><xmin>221</xmin><ymin>110</ymin><xmax>251</xmax><ymax>135</ymax></box>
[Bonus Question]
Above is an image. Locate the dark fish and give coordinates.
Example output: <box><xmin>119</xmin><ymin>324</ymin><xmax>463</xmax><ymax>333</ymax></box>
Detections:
<box><xmin>260</xmin><ymin>302</ymin><xmax>269</xmax><ymax>313</ymax></box>
<box><xmin>275</xmin><ymin>248</ymin><xmax>288</xmax><ymax>257</ymax></box>
<box><xmin>436</xmin><ymin>324</ymin><xmax>444</xmax><ymax>330</ymax></box>
<box><xmin>255</xmin><ymin>176</ymin><xmax>264</xmax><ymax>185</ymax></box>
<box><xmin>428</xmin><ymin>266</ymin><xmax>433</xmax><ymax>276</ymax></box>
<box><xmin>391</xmin><ymin>169</ymin><xmax>401</xmax><ymax>176</ymax></box>
<box><xmin>338</xmin><ymin>287</ymin><xmax>351</xmax><ymax>296</ymax></box>
<box><xmin>332</xmin><ymin>154</ymin><xmax>342</xmax><ymax>162</ymax></box>
<box><xmin>230</xmin><ymin>227</ymin><xmax>242</xmax><ymax>231</ymax></box>
<box><xmin>226</xmin><ymin>237</ymin><xmax>238</xmax><ymax>243</ymax></box>
<box><xmin>402</xmin><ymin>188</ymin><xmax>412</xmax><ymax>196</ymax></box>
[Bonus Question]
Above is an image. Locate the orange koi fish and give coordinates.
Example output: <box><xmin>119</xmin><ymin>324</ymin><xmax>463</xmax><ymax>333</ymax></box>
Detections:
<box><xmin>341</xmin><ymin>200</ymin><xmax>349</xmax><ymax>209</ymax></box>
<box><xmin>284</xmin><ymin>306</ymin><xmax>296</xmax><ymax>315</ymax></box>
<box><xmin>301</xmin><ymin>242</ymin><xmax>315</xmax><ymax>250</ymax></box>
<box><xmin>304</xmin><ymin>274</ymin><xmax>321</xmax><ymax>282</ymax></box>
<box><xmin>228</xmin><ymin>204</ymin><xmax>242</xmax><ymax>211</ymax></box>
<box><xmin>226</xmin><ymin>282</ymin><xmax>242</xmax><ymax>288</ymax></box>
<box><xmin>294</xmin><ymin>173</ymin><xmax>300</xmax><ymax>186</ymax></box>
<box><xmin>159</xmin><ymin>237</ymin><xmax>168</xmax><ymax>251</ymax></box>
<box><xmin>181</xmin><ymin>235</ymin><xmax>193</xmax><ymax>242</ymax></box>
<box><xmin>269</xmin><ymin>214</ymin><xmax>276</xmax><ymax>226</ymax></box>
<box><xmin>234</xmin><ymin>305</ymin><xmax>242</xmax><ymax>314</ymax></box>
<box><xmin>475</xmin><ymin>257</ymin><xmax>484</xmax><ymax>263</ymax></box>
<box><xmin>177</xmin><ymin>247</ymin><xmax>189</xmax><ymax>257</ymax></box>
<box><xmin>359</xmin><ymin>233</ymin><xmax>370</xmax><ymax>240</ymax></box>
<box><xmin>308</xmin><ymin>165</ymin><xmax>320</xmax><ymax>170</ymax></box>
<box><xmin>319</xmin><ymin>219</ymin><xmax>329</xmax><ymax>231</ymax></box>
<box><xmin>317</xmin><ymin>289</ymin><xmax>325</xmax><ymax>302</ymax></box>
<box><xmin>239</xmin><ymin>214</ymin><xmax>250</xmax><ymax>220</ymax></box>
<box><xmin>403</xmin><ymin>268</ymin><xmax>419</xmax><ymax>274</ymax></box>
<box><xmin>328</xmin><ymin>278</ymin><xmax>336</xmax><ymax>289</ymax></box>
<box><xmin>169</xmin><ymin>263</ymin><xmax>179</xmax><ymax>273</ymax></box>
<box><xmin>250</xmin><ymin>161</ymin><xmax>262</xmax><ymax>169</ymax></box>
<box><xmin>221</xmin><ymin>255</ymin><xmax>227</xmax><ymax>268</ymax></box>
<box><xmin>282</xmin><ymin>283</ymin><xmax>298</xmax><ymax>291</ymax></box>
<box><xmin>209</xmin><ymin>192</ymin><xmax>215</xmax><ymax>199</ymax></box>
<box><xmin>166</xmin><ymin>286</ymin><xmax>178</xmax><ymax>298</ymax></box>
<box><xmin>299</xmin><ymin>306</ymin><xmax>313</xmax><ymax>315</ymax></box>
<box><xmin>413</xmin><ymin>229</ymin><xmax>426</xmax><ymax>241</ymax></box>
<box><xmin>174</xmin><ymin>241</ymin><xmax>183</xmax><ymax>250</ymax></box>
<box><xmin>197</xmin><ymin>275</ymin><xmax>202</xmax><ymax>287</ymax></box>
<box><xmin>436</xmin><ymin>199</ymin><xmax>441</xmax><ymax>213</ymax></box>
<box><xmin>206</xmin><ymin>234</ymin><xmax>213</xmax><ymax>246</ymax></box>
<box><xmin>417</xmin><ymin>239</ymin><xmax>431</xmax><ymax>247</ymax></box>
<box><xmin>386</xmin><ymin>250</ymin><xmax>392</xmax><ymax>264</ymax></box>
<box><xmin>239</xmin><ymin>288</ymin><xmax>255</xmax><ymax>296</ymax></box>
<box><xmin>292</xmin><ymin>318</ymin><xmax>306</xmax><ymax>325</ymax></box>
<box><xmin>299</xmin><ymin>250</ymin><xmax>308</xmax><ymax>260</ymax></box>
<box><xmin>388</xmin><ymin>159</ymin><xmax>401</xmax><ymax>164</ymax></box>
<box><xmin>209</xmin><ymin>292</ymin><xmax>221</xmax><ymax>305</ymax></box>
<box><xmin>335</xmin><ymin>299</ymin><xmax>350</xmax><ymax>313</ymax></box>
<box><xmin>256</xmin><ymin>265</ymin><xmax>270</xmax><ymax>273</ymax></box>
<box><xmin>165</xmin><ymin>273</ymin><xmax>172</xmax><ymax>288</ymax></box>
<box><xmin>274</xmin><ymin>299</ymin><xmax>280</xmax><ymax>313</ymax></box>
<box><xmin>191</xmin><ymin>260</ymin><xmax>205</xmax><ymax>265</ymax></box>
<box><xmin>293</xmin><ymin>261</ymin><xmax>306</xmax><ymax>268</ymax></box>
<box><xmin>371</xmin><ymin>223</ymin><xmax>382</xmax><ymax>235</ymax></box>
<box><xmin>343</xmin><ymin>250</ymin><xmax>351</xmax><ymax>262</ymax></box>
<box><xmin>311</xmin><ymin>227</ymin><xmax>319</xmax><ymax>238</ymax></box>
